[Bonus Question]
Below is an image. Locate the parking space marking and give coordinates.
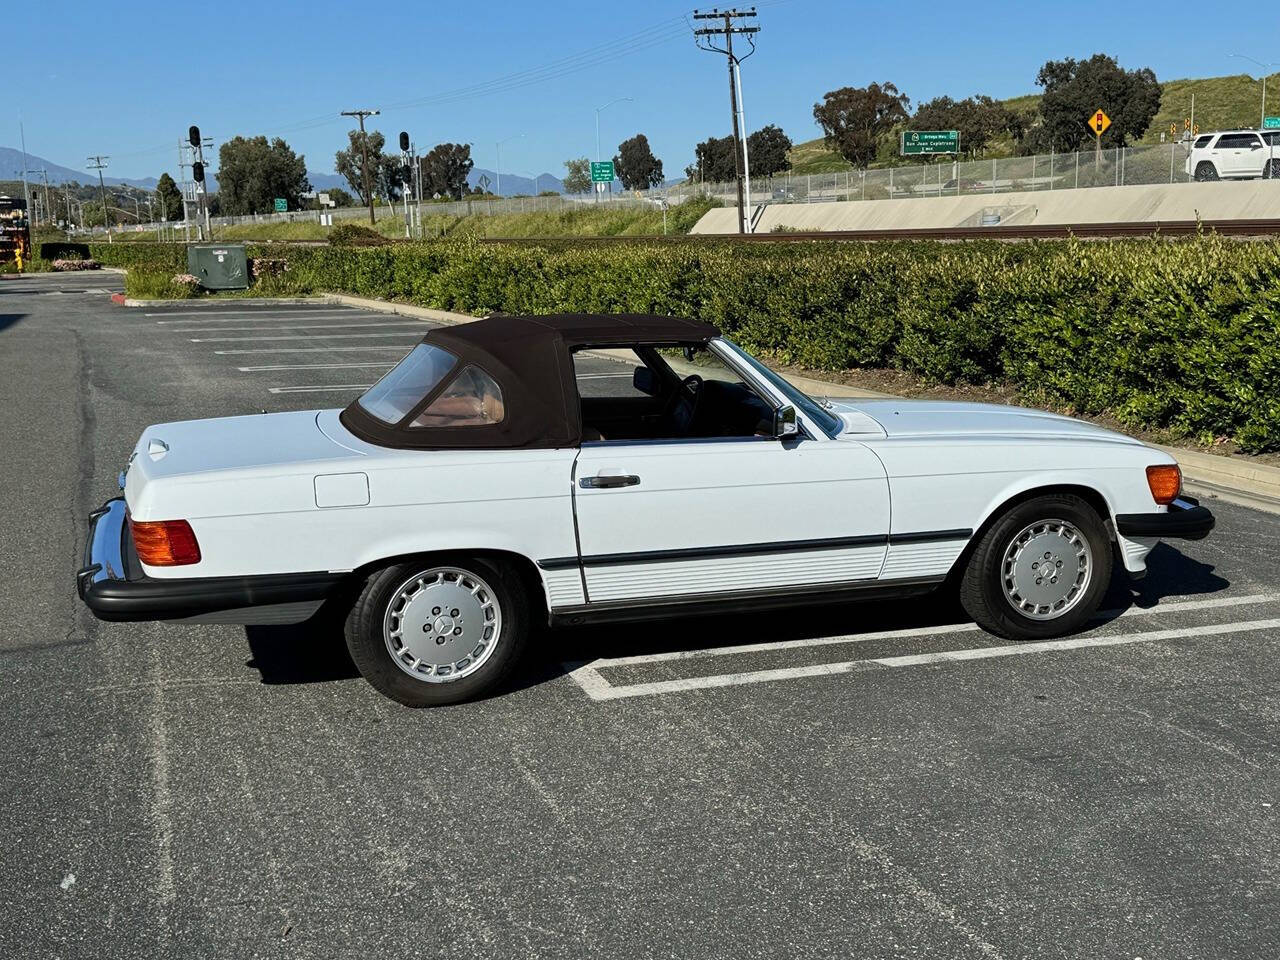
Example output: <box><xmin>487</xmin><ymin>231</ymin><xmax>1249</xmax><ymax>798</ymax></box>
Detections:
<box><xmin>166</xmin><ymin>321</ymin><xmax>426</xmax><ymax>333</ymax></box>
<box><xmin>214</xmin><ymin>346</ymin><xmax>414</xmax><ymax>355</ymax></box>
<box><xmin>191</xmin><ymin>332</ymin><xmax>421</xmax><ymax>343</ymax></box>
<box><xmin>593</xmin><ymin>593</ymin><xmax>1277</xmax><ymax>669</ymax></box>
<box><xmin>569</xmin><ymin>617</ymin><xmax>1280</xmax><ymax>701</ymax></box>
<box><xmin>237</xmin><ymin>362</ymin><xmax>396</xmax><ymax>372</ymax></box>
<box><xmin>146</xmin><ymin>309</ymin><xmax>366</xmax><ymax>319</ymax></box>
<box><xmin>268</xmin><ymin>384</ymin><xmax>373</xmax><ymax>394</ymax></box>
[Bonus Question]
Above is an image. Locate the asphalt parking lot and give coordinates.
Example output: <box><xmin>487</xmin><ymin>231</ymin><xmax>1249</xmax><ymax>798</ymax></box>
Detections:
<box><xmin>2</xmin><ymin>269</ymin><xmax>1279</xmax><ymax>959</ymax></box>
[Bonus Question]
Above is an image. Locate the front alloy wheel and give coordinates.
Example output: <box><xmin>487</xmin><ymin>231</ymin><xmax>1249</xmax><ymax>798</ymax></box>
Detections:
<box><xmin>346</xmin><ymin>557</ymin><xmax>529</xmax><ymax>706</ymax></box>
<box><xmin>960</xmin><ymin>493</ymin><xmax>1112</xmax><ymax>640</ymax></box>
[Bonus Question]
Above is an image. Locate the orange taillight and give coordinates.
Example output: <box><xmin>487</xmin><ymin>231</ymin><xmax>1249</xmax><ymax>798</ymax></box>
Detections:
<box><xmin>1145</xmin><ymin>464</ymin><xmax>1182</xmax><ymax>506</ymax></box>
<box><xmin>130</xmin><ymin>518</ymin><xmax>201</xmax><ymax>566</ymax></box>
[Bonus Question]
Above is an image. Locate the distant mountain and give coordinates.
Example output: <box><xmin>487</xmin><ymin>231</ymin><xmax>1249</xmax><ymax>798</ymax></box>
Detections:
<box><xmin>466</xmin><ymin>167</ymin><xmax>564</xmax><ymax>197</ymax></box>
<box><xmin>306</xmin><ymin>171</ymin><xmax>350</xmax><ymax>191</ymax></box>
<box><xmin>0</xmin><ymin>147</ymin><xmax>156</xmax><ymax>189</ymax></box>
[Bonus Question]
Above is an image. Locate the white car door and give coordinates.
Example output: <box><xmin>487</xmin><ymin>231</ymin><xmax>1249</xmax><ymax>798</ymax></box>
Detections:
<box><xmin>571</xmin><ymin>435</ymin><xmax>891</xmax><ymax>604</ymax></box>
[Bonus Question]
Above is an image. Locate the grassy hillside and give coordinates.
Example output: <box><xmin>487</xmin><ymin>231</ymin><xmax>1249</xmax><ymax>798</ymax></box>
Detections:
<box><xmin>783</xmin><ymin>72</ymin><xmax>1278</xmax><ymax>175</ymax></box>
<box><xmin>1146</xmin><ymin>73</ymin><xmax>1278</xmax><ymax>141</ymax></box>
<box><xmin>107</xmin><ymin>197</ymin><xmax>720</xmax><ymax>243</ymax></box>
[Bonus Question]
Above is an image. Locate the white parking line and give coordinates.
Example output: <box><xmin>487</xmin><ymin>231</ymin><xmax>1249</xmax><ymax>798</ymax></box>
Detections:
<box><xmin>237</xmin><ymin>362</ymin><xmax>396</xmax><ymax>372</ymax></box>
<box><xmin>569</xmin><ymin>618</ymin><xmax>1280</xmax><ymax>701</ymax></box>
<box><xmin>214</xmin><ymin>346</ymin><xmax>414</xmax><ymax>355</ymax></box>
<box><xmin>594</xmin><ymin>593</ymin><xmax>1277</xmax><ymax>668</ymax></box>
<box><xmin>147</xmin><ymin>309</ymin><xmax>368</xmax><ymax>319</ymax></box>
<box><xmin>577</xmin><ymin>373</ymin><xmax>635</xmax><ymax>380</ymax></box>
<box><xmin>191</xmin><ymin>333</ymin><xmax>419</xmax><ymax>343</ymax></box>
<box><xmin>166</xmin><ymin>321</ymin><xmax>425</xmax><ymax>333</ymax></box>
<box><xmin>268</xmin><ymin>384</ymin><xmax>373</xmax><ymax>394</ymax></box>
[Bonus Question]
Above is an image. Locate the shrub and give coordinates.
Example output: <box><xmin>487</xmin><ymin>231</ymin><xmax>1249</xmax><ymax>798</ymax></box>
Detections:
<box><xmin>104</xmin><ymin>233</ymin><xmax>1280</xmax><ymax>452</ymax></box>
<box><xmin>51</xmin><ymin>258</ymin><xmax>101</xmax><ymax>271</ymax></box>
<box><xmin>328</xmin><ymin>223</ymin><xmax>390</xmax><ymax>246</ymax></box>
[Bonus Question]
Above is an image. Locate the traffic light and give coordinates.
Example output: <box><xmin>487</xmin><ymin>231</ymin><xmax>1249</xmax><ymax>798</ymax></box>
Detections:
<box><xmin>399</xmin><ymin>131</ymin><xmax>410</xmax><ymax>152</ymax></box>
<box><xmin>189</xmin><ymin>125</ymin><xmax>201</xmax><ymax>147</ymax></box>
<box><xmin>192</xmin><ymin>161</ymin><xmax>205</xmax><ymax>183</ymax></box>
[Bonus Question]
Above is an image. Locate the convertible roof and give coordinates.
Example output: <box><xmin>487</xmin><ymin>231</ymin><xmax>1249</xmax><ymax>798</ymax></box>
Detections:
<box><xmin>339</xmin><ymin>313</ymin><xmax>721</xmax><ymax>450</ymax></box>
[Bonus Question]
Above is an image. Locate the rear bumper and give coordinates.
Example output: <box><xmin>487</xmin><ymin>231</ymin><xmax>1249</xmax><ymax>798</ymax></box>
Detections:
<box><xmin>1115</xmin><ymin>496</ymin><xmax>1215</xmax><ymax>541</ymax></box>
<box><xmin>77</xmin><ymin>498</ymin><xmax>344</xmax><ymax>623</ymax></box>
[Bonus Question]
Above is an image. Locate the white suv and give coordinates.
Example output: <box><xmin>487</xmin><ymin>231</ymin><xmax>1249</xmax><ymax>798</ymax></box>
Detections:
<box><xmin>1185</xmin><ymin>130</ymin><xmax>1280</xmax><ymax>181</ymax></box>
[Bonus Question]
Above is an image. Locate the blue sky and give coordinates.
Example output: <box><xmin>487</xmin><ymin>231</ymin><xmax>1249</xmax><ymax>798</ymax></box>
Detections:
<box><xmin>10</xmin><ymin>0</ymin><xmax>1272</xmax><ymax>181</ymax></box>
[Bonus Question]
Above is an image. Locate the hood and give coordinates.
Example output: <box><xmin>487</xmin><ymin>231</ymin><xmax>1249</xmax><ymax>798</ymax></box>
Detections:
<box><xmin>828</xmin><ymin>399</ymin><xmax>1141</xmax><ymax>445</ymax></box>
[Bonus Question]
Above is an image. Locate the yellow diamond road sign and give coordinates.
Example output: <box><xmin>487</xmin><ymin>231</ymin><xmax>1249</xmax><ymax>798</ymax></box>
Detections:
<box><xmin>1089</xmin><ymin>109</ymin><xmax>1112</xmax><ymax>136</ymax></box>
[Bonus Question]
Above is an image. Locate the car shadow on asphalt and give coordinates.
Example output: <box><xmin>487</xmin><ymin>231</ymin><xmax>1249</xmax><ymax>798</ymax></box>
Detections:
<box><xmin>0</xmin><ymin>313</ymin><xmax>26</xmax><ymax>333</ymax></box>
<box><xmin>244</xmin><ymin>616</ymin><xmax>359</xmax><ymax>685</ymax></box>
<box><xmin>238</xmin><ymin>543</ymin><xmax>1229</xmax><ymax>696</ymax></box>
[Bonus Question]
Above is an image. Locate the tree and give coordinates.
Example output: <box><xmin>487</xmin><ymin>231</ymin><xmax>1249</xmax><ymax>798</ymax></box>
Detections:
<box><xmin>216</xmin><ymin>135</ymin><xmax>310</xmax><ymax>215</ymax></box>
<box><xmin>420</xmin><ymin>143</ymin><xmax>474</xmax><ymax>200</ymax></box>
<box><xmin>155</xmin><ymin>172</ymin><xmax>183</xmax><ymax>221</ymax></box>
<box><xmin>910</xmin><ymin>95</ymin><xmax>1024</xmax><ymax>159</ymax></box>
<box><xmin>1029</xmin><ymin>54</ymin><xmax>1161</xmax><ymax>151</ymax></box>
<box><xmin>613</xmin><ymin>134</ymin><xmax>664</xmax><ymax>190</ymax></box>
<box><xmin>335</xmin><ymin>128</ymin><xmax>388</xmax><ymax>206</ymax></box>
<box><xmin>685</xmin><ymin>135</ymin><xmax>736</xmax><ymax>183</ymax></box>
<box><xmin>812</xmin><ymin>82</ymin><xmax>911</xmax><ymax>169</ymax></box>
<box><xmin>746</xmin><ymin>124</ymin><xmax>792</xmax><ymax>177</ymax></box>
<box><xmin>562</xmin><ymin>156</ymin><xmax>592</xmax><ymax>194</ymax></box>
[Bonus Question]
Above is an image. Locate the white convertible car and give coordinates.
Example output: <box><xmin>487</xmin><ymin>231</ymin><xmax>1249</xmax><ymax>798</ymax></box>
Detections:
<box><xmin>79</xmin><ymin>314</ymin><xmax>1213</xmax><ymax>706</ymax></box>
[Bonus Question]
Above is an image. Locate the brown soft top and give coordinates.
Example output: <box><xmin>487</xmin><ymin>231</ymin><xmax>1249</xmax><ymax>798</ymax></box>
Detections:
<box><xmin>340</xmin><ymin>313</ymin><xmax>720</xmax><ymax>450</ymax></box>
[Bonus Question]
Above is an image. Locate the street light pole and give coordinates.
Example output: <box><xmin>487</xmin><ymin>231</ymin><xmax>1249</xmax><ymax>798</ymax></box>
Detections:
<box><xmin>1230</xmin><ymin>54</ymin><xmax>1279</xmax><ymax>128</ymax></box>
<box><xmin>594</xmin><ymin>97</ymin><xmax>632</xmax><ymax>201</ymax></box>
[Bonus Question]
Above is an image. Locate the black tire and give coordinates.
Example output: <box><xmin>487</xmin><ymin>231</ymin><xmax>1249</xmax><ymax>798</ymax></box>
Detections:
<box><xmin>1266</xmin><ymin>159</ymin><xmax>1280</xmax><ymax>180</ymax></box>
<box><xmin>1194</xmin><ymin>161</ymin><xmax>1219</xmax><ymax>182</ymax></box>
<box><xmin>344</xmin><ymin>555</ymin><xmax>530</xmax><ymax>707</ymax></box>
<box><xmin>959</xmin><ymin>493</ymin><xmax>1113</xmax><ymax>641</ymax></box>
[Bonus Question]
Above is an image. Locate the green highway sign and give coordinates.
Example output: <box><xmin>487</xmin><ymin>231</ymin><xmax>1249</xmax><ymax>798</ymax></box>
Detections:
<box><xmin>900</xmin><ymin>130</ymin><xmax>960</xmax><ymax>155</ymax></box>
<box><xmin>590</xmin><ymin>160</ymin><xmax>615</xmax><ymax>183</ymax></box>
<box><xmin>1265</xmin><ymin>117</ymin><xmax>1280</xmax><ymax>130</ymax></box>
<box><xmin>273</xmin><ymin>198</ymin><xmax>287</xmax><ymax>212</ymax></box>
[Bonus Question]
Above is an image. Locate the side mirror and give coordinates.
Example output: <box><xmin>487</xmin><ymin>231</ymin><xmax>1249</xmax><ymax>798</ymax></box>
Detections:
<box><xmin>773</xmin><ymin>405</ymin><xmax>798</xmax><ymax>439</ymax></box>
<box><xmin>632</xmin><ymin>366</ymin><xmax>660</xmax><ymax>397</ymax></box>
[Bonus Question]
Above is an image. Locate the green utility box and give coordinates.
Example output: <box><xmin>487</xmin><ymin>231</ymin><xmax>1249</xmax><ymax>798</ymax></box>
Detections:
<box><xmin>187</xmin><ymin>244</ymin><xmax>249</xmax><ymax>290</ymax></box>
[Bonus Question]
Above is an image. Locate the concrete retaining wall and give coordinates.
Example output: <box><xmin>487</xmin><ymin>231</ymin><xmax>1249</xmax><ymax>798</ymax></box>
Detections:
<box><xmin>690</xmin><ymin>180</ymin><xmax>1280</xmax><ymax>234</ymax></box>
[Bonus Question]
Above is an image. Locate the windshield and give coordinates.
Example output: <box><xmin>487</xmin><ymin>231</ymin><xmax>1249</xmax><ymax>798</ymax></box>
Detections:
<box><xmin>716</xmin><ymin>339</ymin><xmax>843</xmax><ymax>437</ymax></box>
<box><xmin>356</xmin><ymin>343</ymin><xmax>457</xmax><ymax>424</ymax></box>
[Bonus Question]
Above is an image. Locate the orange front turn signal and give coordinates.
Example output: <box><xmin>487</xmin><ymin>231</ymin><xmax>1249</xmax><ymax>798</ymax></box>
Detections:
<box><xmin>130</xmin><ymin>518</ymin><xmax>202</xmax><ymax>566</ymax></box>
<box><xmin>1145</xmin><ymin>464</ymin><xmax>1182</xmax><ymax>505</ymax></box>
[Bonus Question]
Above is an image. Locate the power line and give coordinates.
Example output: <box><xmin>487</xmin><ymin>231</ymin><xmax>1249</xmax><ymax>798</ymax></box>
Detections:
<box><xmin>694</xmin><ymin>7</ymin><xmax>760</xmax><ymax>234</ymax></box>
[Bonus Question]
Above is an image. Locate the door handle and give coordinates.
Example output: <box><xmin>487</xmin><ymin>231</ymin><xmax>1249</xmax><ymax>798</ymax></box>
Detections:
<box><xmin>580</xmin><ymin>474</ymin><xmax>640</xmax><ymax>489</ymax></box>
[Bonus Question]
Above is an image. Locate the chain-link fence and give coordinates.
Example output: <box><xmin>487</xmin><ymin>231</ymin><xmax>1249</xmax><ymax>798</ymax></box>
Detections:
<box><xmin>87</xmin><ymin>142</ymin><xmax>1228</xmax><ymax>238</ymax></box>
<box><xmin>670</xmin><ymin>142</ymin><xmax>1207</xmax><ymax>207</ymax></box>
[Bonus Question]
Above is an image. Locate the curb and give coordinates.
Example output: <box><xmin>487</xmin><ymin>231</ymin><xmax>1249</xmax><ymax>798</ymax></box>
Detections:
<box><xmin>104</xmin><ymin>289</ymin><xmax>1280</xmax><ymax>515</ymax></box>
<box><xmin>112</xmin><ymin>295</ymin><xmax>328</xmax><ymax>307</ymax></box>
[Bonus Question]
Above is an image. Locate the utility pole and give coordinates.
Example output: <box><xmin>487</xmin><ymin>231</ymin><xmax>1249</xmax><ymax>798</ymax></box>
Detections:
<box><xmin>25</xmin><ymin>169</ymin><xmax>50</xmax><ymax>226</ymax></box>
<box><xmin>694</xmin><ymin>7</ymin><xmax>760</xmax><ymax>234</ymax></box>
<box><xmin>87</xmin><ymin>156</ymin><xmax>112</xmax><ymax>240</ymax></box>
<box><xmin>19</xmin><ymin>120</ymin><xmax>31</xmax><ymax>230</ymax></box>
<box><xmin>341</xmin><ymin>109</ymin><xmax>380</xmax><ymax>224</ymax></box>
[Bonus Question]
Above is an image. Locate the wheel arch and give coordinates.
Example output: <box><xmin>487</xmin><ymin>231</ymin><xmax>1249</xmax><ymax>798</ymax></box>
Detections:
<box><xmin>947</xmin><ymin>481</ymin><xmax>1115</xmax><ymax>582</ymax></box>
<box><xmin>347</xmin><ymin>548</ymin><xmax>549</xmax><ymax>622</ymax></box>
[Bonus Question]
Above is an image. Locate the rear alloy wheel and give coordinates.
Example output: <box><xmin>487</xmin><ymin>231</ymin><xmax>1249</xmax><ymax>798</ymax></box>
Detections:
<box><xmin>1266</xmin><ymin>159</ymin><xmax>1280</xmax><ymax>180</ymax></box>
<box><xmin>345</xmin><ymin>557</ymin><xmax>529</xmax><ymax>706</ymax></box>
<box><xmin>959</xmin><ymin>494</ymin><xmax>1112</xmax><ymax>640</ymax></box>
<box><xmin>1194</xmin><ymin>161</ymin><xmax>1219</xmax><ymax>182</ymax></box>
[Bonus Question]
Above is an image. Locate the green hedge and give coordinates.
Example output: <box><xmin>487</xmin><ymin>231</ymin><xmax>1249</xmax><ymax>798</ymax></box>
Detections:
<box><xmin>106</xmin><ymin>235</ymin><xmax>1280</xmax><ymax>452</ymax></box>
